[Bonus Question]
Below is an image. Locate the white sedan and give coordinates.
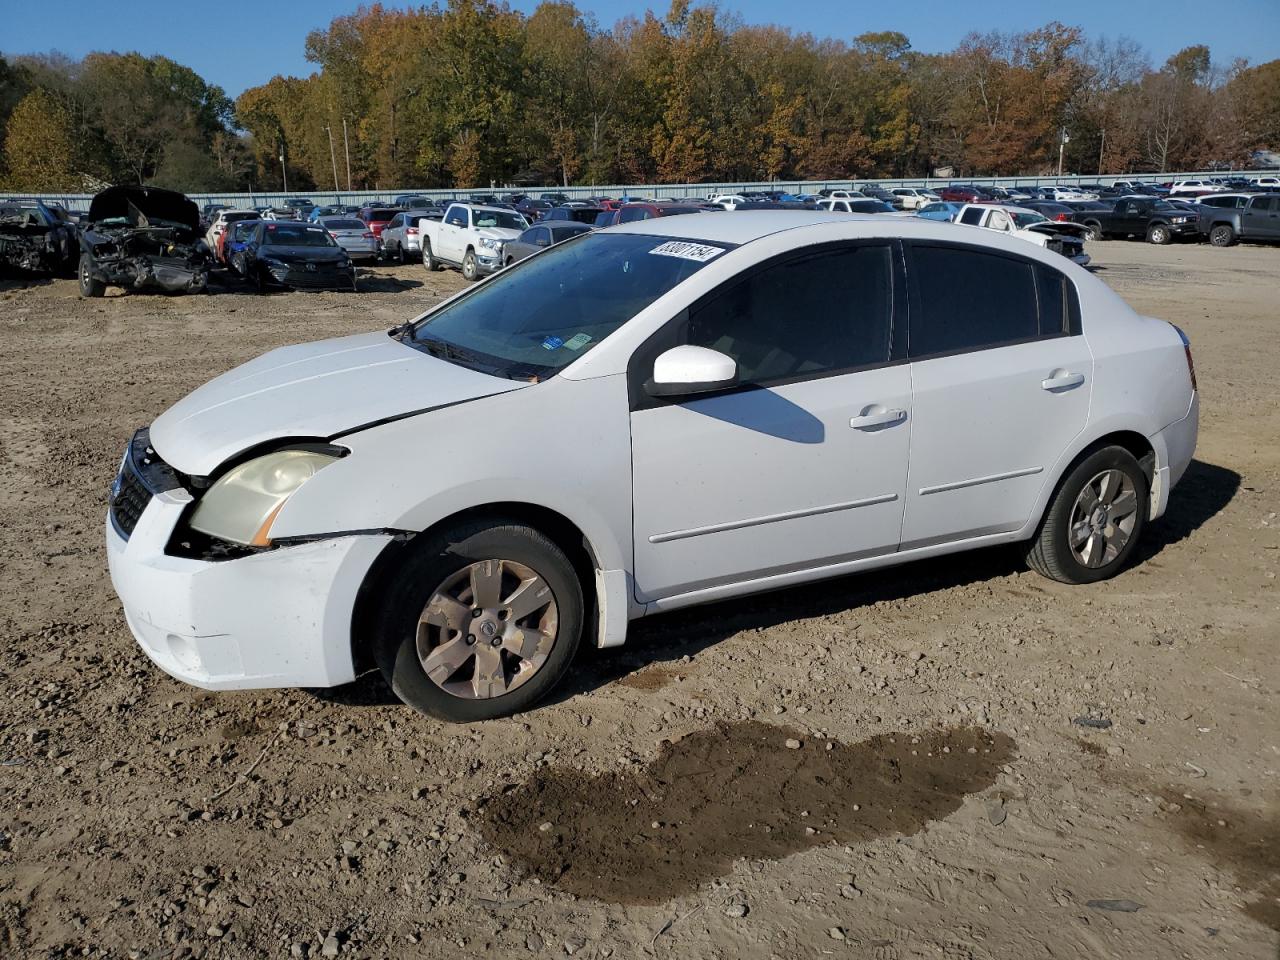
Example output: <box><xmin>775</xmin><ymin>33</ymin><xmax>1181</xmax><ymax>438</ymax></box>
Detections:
<box><xmin>107</xmin><ymin>212</ymin><xmax>1199</xmax><ymax>721</ymax></box>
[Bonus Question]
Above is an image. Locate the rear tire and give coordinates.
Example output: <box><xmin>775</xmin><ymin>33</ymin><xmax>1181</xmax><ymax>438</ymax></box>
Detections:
<box><xmin>423</xmin><ymin>240</ymin><xmax>442</xmax><ymax>272</ymax></box>
<box><xmin>1026</xmin><ymin>446</ymin><xmax>1148</xmax><ymax>585</ymax></box>
<box><xmin>1083</xmin><ymin>221</ymin><xmax>1104</xmax><ymax>241</ymax></box>
<box><xmin>372</xmin><ymin>520</ymin><xmax>584</xmax><ymax>722</ymax></box>
<box><xmin>78</xmin><ymin>255</ymin><xmax>105</xmax><ymax>298</ymax></box>
<box><xmin>1209</xmin><ymin>224</ymin><xmax>1236</xmax><ymax>247</ymax></box>
<box><xmin>1146</xmin><ymin>223</ymin><xmax>1172</xmax><ymax>245</ymax></box>
<box><xmin>396</xmin><ymin>241</ymin><xmax>406</xmax><ymax>265</ymax></box>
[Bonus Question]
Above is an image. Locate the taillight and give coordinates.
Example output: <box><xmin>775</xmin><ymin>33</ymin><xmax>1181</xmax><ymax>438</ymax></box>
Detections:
<box><xmin>1173</xmin><ymin>324</ymin><xmax>1197</xmax><ymax>391</ymax></box>
<box><xmin>1056</xmin><ymin>213</ymin><xmax>1069</xmax><ymax>221</ymax></box>
<box><xmin>406</xmin><ymin>227</ymin><xmax>419</xmax><ymax>235</ymax></box>
<box><xmin>362</xmin><ymin>232</ymin><xmax>375</xmax><ymax>239</ymax></box>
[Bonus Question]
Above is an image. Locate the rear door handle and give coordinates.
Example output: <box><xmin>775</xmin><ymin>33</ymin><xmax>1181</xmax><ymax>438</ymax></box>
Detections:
<box><xmin>1041</xmin><ymin>371</ymin><xmax>1085</xmax><ymax>391</ymax></box>
<box><xmin>850</xmin><ymin>407</ymin><xmax>907</xmax><ymax>430</ymax></box>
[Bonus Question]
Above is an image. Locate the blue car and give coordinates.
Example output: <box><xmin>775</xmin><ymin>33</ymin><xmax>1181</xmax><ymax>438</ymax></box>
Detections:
<box><xmin>915</xmin><ymin>201</ymin><xmax>965</xmax><ymax>222</ymax></box>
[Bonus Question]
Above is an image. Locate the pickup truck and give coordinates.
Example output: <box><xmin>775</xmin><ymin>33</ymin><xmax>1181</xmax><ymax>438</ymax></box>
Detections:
<box><xmin>419</xmin><ymin>202</ymin><xmax>528</xmax><ymax>280</ymax></box>
<box><xmin>1073</xmin><ymin>197</ymin><xmax>1200</xmax><ymax>244</ymax></box>
<box><xmin>1198</xmin><ymin>193</ymin><xmax>1280</xmax><ymax>246</ymax></box>
<box><xmin>955</xmin><ymin>203</ymin><xmax>1090</xmax><ymax>265</ymax></box>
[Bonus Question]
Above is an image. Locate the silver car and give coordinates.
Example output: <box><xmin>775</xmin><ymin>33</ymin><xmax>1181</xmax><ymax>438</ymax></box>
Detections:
<box><xmin>319</xmin><ymin>216</ymin><xmax>378</xmax><ymax>261</ymax></box>
<box><xmin>381</xmin><ymin>210</ymin><xmax>442</xmax><ymax>263</ymax></box>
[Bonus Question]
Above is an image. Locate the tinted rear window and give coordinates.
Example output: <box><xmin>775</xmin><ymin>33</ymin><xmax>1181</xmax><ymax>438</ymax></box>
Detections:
<box><xmin>366</xmin><ymin>209</ymin><xmax>399</xmax><ymax>220</ymax></box>
<box><xmin>324</xmin><ymin>219</ymin><xmax>367</xmax><ymax>230</ymax></box>
<box><xmin>909</xmin><ymin>245</ymin><xmax>1042</xmax><ymax>356</ymax></box>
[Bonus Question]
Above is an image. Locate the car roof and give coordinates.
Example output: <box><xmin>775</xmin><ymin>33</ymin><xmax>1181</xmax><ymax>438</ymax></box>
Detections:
<box><xmin>609</xmin><ymin>209</ymin><xmax>952</xmax><ymax>245</ymax></box>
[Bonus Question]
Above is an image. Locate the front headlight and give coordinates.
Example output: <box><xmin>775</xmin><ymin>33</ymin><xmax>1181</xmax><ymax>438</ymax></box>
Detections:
<box><xmin>478</xmin><ymin>237</ymin><xmax>502</xmax><ymax>252</ymax></box>
<box><xmin>189</xmin><ymin>449</ymin><xmax>340</xmax><ymax>547</ymax></box>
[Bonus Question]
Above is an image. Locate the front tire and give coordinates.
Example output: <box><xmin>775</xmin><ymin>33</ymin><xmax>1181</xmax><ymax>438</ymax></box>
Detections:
<box><xmin>1026</xmin><ymin>446</ymin><xmax>1148</xmax><ymax>585</ymax></box>
<box><xmin>1209</xmin><ymin>224</ymin><xmax>1236</xmax><ymax>247</ymax></box>
<box><xmin>462</xmin><ymin>249</ymin><xmax>479</xmax><ymax>281</ymax></box>
<box><xmin>1146</xmin><ymin>223</ymin><xmax>1172</xmax><ymax>245</ymax></box>
<box><xmin>1083</xmin><ymin>221</ymin><xmax>1104</xmax><ymax>242</ymax></box>
<box><xmin>373</xmin><ymin>520</ymin><xmax>585</xmax><ymax>722</ymax></box>
<box><xmin>79</xmin><ymin>255</ymin><xmax>105</xmax><ymax>297</ymax></box>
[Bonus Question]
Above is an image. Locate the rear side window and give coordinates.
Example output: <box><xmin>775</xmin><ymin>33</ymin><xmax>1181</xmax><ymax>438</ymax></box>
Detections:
<box><xmin>908</xmin><ymin>245</ymin><xmax>1075</xmax><ymax>357</ymax></box>
<box><xmin>958</xmin><ymin>207</ymin><xmax>984</xmax><ymax>225</ymax></box>
<box><xmin>684</xmin><ymin>244</ymin><xmax>893</xmax><ymax>385</ymax></box>
<box><xmin>619</xmin><ymin>207</ymin><xmax>652</xmax><ymax>223</ymax></box>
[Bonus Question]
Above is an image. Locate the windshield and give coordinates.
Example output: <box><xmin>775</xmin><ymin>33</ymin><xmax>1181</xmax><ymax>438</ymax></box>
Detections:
<box><xmin>262</xmin><ymin>223</ymin><xmax>338</xmax><ymax>247</ymax></box>
<box><xmin>408</xmin><ymin>232</ymin><xmax>729</xmax><ymax>380</ymax></box>
<box><xmin>474</xmin><ymin>210</ymin><xmax>527</xmax><ymax>230</ymax></box>
<box><xmin>1010</xmin><ymin>211</ymin><xmax>1048</xmax><ymax>227</ymax></box>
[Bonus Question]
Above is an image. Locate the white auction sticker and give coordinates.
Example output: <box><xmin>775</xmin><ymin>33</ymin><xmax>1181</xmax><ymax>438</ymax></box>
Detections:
<box><xmin>649</xmin><ymin>241</ymin><xmax>724</xmax><ymax>262</ymax></box>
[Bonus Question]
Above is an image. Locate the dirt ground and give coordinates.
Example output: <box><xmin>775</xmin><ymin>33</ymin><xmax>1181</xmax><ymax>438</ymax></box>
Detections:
<box><xmin>0</xmin><ymin>239</ymin><xmax>1277</xmax><ymax>960</ymax></box>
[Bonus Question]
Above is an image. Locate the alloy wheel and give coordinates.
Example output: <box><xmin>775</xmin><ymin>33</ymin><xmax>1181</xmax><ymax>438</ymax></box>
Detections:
<box><xmin>416</xmin><ymin>559</ymin><xmax>558</xmax><ymax>699</ymax></box>
<box><xmin>1068</xmin><ymin>469</ymin><xmax>1139</xmax><ymax>569</ymax></box>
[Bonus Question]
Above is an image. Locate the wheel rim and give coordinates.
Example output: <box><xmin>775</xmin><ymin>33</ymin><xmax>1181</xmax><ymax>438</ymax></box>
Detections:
<box><xmin>1152</xmin><ymin>228</ymin><xmax>1167</xmax><ymax>243</ymax></box>
<box><xmin>1068</xmin><ymin>469</ymin><xmax>1139</xmax><ymax>569</ymax></box>
<box><xmin>416</xmin><ymin>559</ymin><xmax>558</xmax><ymax>700</ymax></box>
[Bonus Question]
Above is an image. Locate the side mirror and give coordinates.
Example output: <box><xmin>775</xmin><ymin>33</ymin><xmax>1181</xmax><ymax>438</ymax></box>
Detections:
<box><xmin>645</xmin><ymin>345</ymin><xmax>738</xmax><ymax>398</ymax></box>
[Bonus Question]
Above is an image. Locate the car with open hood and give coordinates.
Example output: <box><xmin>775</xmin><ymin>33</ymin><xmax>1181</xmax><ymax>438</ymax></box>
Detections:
<box><xmin>955</xmin><ymin>203</ymin><xmax>1091</xmax><ymax>265</ymax></box>
<box><xmin>107</xmin><ymin>211</ymin><xmax>1197</xmax><ymax>723</ymax></box>
<box><xmin>78</xmin><ymin>186</ymin><xmax>211</xmax><ymax>296</ymax></box>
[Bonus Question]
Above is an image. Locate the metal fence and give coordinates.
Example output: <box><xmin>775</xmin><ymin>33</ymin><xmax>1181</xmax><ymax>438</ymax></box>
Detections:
<box><xmin>10</xmin><ymin>169</ymin><xmax>1272</xmax><ymax>210</ymax></box>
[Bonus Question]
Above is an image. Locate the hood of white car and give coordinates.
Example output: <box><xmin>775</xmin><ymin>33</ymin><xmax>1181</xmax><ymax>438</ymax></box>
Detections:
<box><xmin>1023</xmin><ymin>221</ymin><xmax>1088</xmax><ymax>239</ymax></box>
<box><xmin>150</xmin><ymin>331</ymin><xmax>524</xmax><ymax>475</ymax></box>
<box><xmin>477</xmin><ymin>227</ymin><xmax>522</xmax><ymax>242</ymax></box>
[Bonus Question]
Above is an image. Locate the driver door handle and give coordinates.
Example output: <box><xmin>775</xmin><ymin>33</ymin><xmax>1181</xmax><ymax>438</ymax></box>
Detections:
<box><xmin>850</xmin><ymin>407</ymin><xmax>907</xmax><ymax>430</ymax></box>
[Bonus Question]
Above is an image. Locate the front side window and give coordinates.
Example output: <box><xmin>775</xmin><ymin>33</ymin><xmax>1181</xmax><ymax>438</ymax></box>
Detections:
<box><xmin>445</xmin><ymin>208</ymin><xmax>468</xmax><ymax>227</ymax></box>
<box><xmin>907</xmin><ymin>244</ymin><xmax>1072</xmax><ymax>358</ymax></box>
<box><xmin>409</xmin><ymin>232</ymin><xmax>725</xmax><ymax>380</ymax></box>
<box><xmin>682</xmin><ymin>244</ymin><xmax>893</xmax><ymax>386</ymax></box>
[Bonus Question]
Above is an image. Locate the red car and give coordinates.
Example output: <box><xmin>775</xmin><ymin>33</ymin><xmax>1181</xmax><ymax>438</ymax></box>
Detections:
<box><xmin>357</xmin><ymin>205</ymin><xmax>403</xmax><ymax>240</ymax></box>
<box><xmin>609</xmin><ymin>202</ymin><xmax>709</xmax><ymax>226</ymax></box>
<box><xmin>937</xmin><ymin>184</ymin><xmax>987</xmax><ymax>203</ymax></box>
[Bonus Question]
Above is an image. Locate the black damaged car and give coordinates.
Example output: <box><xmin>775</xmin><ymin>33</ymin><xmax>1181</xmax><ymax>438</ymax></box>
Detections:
<box><xmin>0</xmin><ymin>199</ymin><xmax>79</xmax><ymax>275</ymax></box>
<box><xmin>240</xmin><ymin>220</ymin><xmax>357</xmax><ymax>292</ymax></box>
<box><xmin>79</xmin><ymin>186</ymin><xmax>211</xmax><ymax>296</ymax></box>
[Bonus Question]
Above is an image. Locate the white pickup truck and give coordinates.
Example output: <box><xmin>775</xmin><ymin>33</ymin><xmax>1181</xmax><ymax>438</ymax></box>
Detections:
<box><xmin>420</xmin><ymin>203</ymin><xmax>528</xmax><ymax>280</ymax></box>
<box><xmin>956</xmin><ymin>203</ymin><xmax>1090</xmax><ymax>266</ymax></box>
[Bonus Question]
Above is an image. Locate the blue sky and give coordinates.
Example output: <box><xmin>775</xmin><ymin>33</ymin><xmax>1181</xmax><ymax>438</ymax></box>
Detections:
<box><xmin>4</xmin><ymin>0</ymin><xmax>1278</xmax><ymax>98</ymax></box>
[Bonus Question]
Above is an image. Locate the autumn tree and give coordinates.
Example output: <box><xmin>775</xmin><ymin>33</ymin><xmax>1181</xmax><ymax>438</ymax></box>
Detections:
<box><xmin>2</xmin><ymin>88</ymin><xmax>79</xmax><ymax>190</ymax></box>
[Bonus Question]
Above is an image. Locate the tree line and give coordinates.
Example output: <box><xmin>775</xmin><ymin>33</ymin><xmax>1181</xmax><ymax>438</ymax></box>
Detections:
<box><xmin>2</xmin><ymin>0</ymin><xmax>1277</xmax><ymax>195</ymax></box>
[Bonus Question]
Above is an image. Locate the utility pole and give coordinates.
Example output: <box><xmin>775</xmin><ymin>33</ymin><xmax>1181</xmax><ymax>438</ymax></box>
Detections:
<box><xmin>342</xmin><ymin>118</ymin><xmax>352</xmax><ymax>191</ymax></box>
<box><xmin>280</xmin><ymin>143</ymin><xmax>288</xmax><ymax>195</ymax></box>
<box><xmin>1057</xmin><ymin>127</ymin><xmax>1069</xmax><ymax>177</ymax></box>
<box><xmin>325</xmin><ymin>125</ymin><xmax>340</xmax><ymax>194</ymax></box>
<box><xmin>1098</xmin><ymin>128</ymin><xmax>1106</xmax><ymax>175</ymax></box>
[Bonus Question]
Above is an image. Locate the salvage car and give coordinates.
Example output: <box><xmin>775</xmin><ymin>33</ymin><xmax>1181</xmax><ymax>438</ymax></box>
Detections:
<box><xmin>107</xmin><ymin>211</ymin><xmax>1198</xmax><ymax>722</ymax></box>
<box><xmin>238</xmin><ymin>220</ymin><xmax>357</xmax><ymax>292</ymax></box>
<box><xmin>0</xmin><ymin>199</ymin><xmax>78</xmax><ymax>274</ymax></box>
<box><xmin>78</xmin><ymin>186</ymin><xmax>211</xmax><ymax>296</ymax></box>
<box><xmin>956</xmin><ymin>203</ymin><xmax>1090</xmax><ymax>265</ymax></box>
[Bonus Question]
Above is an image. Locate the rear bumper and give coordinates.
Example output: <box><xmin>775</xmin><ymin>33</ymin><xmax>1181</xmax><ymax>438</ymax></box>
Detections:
<box><xmin>1151</xmin><ymin>392</ymin><xmax>1199</xmax><ymax>520</ymax></box>
<box><xmin>106</xmin><ymin>494</ymin><xmax>391</xmax><ymax>690</ymax></box>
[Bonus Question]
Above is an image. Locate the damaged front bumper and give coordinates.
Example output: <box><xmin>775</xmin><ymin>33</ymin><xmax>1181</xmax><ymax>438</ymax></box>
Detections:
<box><xmin>106</xmin><ymin>490</ymin><xmax>390</xmax><ymax>690</ymax></box>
